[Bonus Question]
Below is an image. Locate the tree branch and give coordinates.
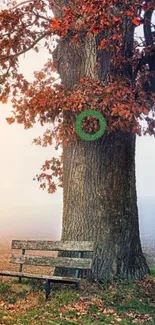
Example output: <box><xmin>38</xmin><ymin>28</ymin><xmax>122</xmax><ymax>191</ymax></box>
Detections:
<box><xmin>144</xmin><ymin>9</ymin><xmax>154</xmax><ymax>47</ymax></box>
<box><xmin>32</xmin><ymin>10</ymin><xmax>52</xmax><ymax>22</ymax></box>
<box><xmin>0</xmin><ymin>30</ymin><xmax>51</xmax><ymax>62</ymax></box>
<box><xmin>9</xmin><ymin>0</ymin><xmax>34</xmax><ymax>11</ymax></box>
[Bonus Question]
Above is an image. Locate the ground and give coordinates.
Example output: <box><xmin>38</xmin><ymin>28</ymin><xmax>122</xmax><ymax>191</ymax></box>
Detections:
<box><xmin>0</xmin><ymin>270</ymin><xmax>155</xmax><ymax>325</ymax></box>
<box><xmin>0</xmin><ymin>242</ymin><xmax>155</xmax><ymax>325</ymax></box>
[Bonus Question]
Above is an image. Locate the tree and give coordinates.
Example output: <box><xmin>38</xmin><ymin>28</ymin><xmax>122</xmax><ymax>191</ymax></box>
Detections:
<box><xmin>0</xmin><ymin>0</ymin><xmax>155</xmax><ymax>281</ymax></box>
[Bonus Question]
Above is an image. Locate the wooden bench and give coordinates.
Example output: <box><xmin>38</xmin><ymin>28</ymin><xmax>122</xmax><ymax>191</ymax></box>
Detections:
<box><xmin>0</xmin><ymin>240</ymin><xmax>94</xmax><ymax>299</ymax></box>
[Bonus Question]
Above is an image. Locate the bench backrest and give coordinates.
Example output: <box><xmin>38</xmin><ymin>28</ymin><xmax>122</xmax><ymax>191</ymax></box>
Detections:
<box><xmin>10</xmin><ymin>240</ymin><xmax>94</xmax><ymax>272</ymax></box>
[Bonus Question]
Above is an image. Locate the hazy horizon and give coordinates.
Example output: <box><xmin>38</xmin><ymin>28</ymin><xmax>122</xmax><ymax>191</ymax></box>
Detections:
<box><xmin>0</xmin><ymin>196</ymin><xmax>154</xmax><ymax>245</ymax></box>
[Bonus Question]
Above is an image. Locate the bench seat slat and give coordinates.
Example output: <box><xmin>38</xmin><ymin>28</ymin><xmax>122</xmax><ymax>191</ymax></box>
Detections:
<box><xmin>10</xmin><ymin>255</ymin><xmax>92</xmax><ymax>269</ymax></box>
<box><xmin>0</xmin><ymin>271</ymin><xmax>80</xmax><ymax>283</ymax></box>
<box><xmin>11</xmin><ymin>240</ymin><xmax>94</xmax><ymax>252</ymax></box>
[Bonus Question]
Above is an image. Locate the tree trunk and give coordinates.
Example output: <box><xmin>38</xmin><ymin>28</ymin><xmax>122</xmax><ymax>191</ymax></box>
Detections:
<box><xmin>60</xmin><ymin>131</ymin><xmax>149</xmax><ymax>280</ymax></box>
<box><xmin>52</xmin><ymin>19</ymin><xmax>149</xmax><ymax>281</ymax></box>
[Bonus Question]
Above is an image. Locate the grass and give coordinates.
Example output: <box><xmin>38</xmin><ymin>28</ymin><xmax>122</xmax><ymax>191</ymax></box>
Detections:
<box><xmin>0</xmin><ymin>268</ymin><xmax>155</xmax><ymax>325</ymax></box>
<box><xmin>150</xmin><ymin>267</ymin><xmax>155</xmax><ymax>277</ymax></box>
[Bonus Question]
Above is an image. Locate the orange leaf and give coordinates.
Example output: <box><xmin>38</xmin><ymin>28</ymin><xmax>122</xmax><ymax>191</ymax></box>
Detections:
<box><xmin>125</xmin><ymin>10</ymin><xmax>133</xmax><ymax>17</ymax></box>
<box><xmin>92</xmin><ymin>28</ymin><xmax>99</xmax><ymax>35</ymax></box>
<box><xmin>6</xmin><ymin>117</ymin><xmax>15</xmax><ymax>124</ymax></box>
<box><xmin>111</xmin><ymin>106</ymin><xmax>118</xmax><ymax>115</ymax></box>
<box><xmin>99</xmin><ymin>39</ymin><xmax>107</xmax><ymax>49</ymax></box>
<box><xmin>63</xmin><ymin>107</ymin><xmax>69</xmax><ymax>111</ymax></box>
<box><xmin>51</xmin><ymin>19</ymin><xmax>60</xmax><ymax>29</ymax></box>
<box><xmin>1</xmin><ymin>97</ymin><xmax>8</xmax><ymax>104</ymax></box>
<box><xmin>105</xmin><ymin>87</ymin><xmax>113</xmax><ymax>93</ymax></box>
<box><xmin>132</xmin><ymin>17</ymin><xmax>140</xmax><ymax>26</ymax></box>
<box><xmin>113</xmin><ymin>16</ymin><xmax>121</xmax><ymax>22</ymax></box>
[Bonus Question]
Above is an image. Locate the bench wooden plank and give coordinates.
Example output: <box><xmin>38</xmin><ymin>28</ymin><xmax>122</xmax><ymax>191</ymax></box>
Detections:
<box><xmin>0</xmin><ymin>271</ymin><xmax>80</xmax><ymax>283</ymax></box>
<box><xmin>1</xmin><ymin>240</ymin><xmax>94</xmax><ymax>300</ymax></box>
<box><xmin>10</xmin><ymin>255</ymin><xmax>93</xmax><ymax>269</ymax></box>
<box><xmin>11</xmin><ymin>240</ymin><xmax>94</xmax><ymax>252</ymax></box>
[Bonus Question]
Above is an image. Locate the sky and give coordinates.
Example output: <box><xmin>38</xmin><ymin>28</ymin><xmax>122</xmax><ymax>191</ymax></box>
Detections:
<box><xmin>0</xmin><ymin>5</ymin><xmax>155</xmax><ymax>242</ymax></box>
<box><xmin>0</xmin><ymin>43</ymin><xmax>63</xmax><ymax>241</ymax></box>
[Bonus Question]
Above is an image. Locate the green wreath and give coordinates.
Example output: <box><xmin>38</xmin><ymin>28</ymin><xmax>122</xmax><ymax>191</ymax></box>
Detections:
<box><xmin>75</xmin><ymin>109</ymin><xmax>106</xmax><ymax>141</ymax></box>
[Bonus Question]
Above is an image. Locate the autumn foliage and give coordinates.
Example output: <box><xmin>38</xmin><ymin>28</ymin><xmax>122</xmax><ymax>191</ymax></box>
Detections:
<box><xmin>0</xmin><ymin>0</ymin><xmax>155</xmax><ymax>193</ymax></box>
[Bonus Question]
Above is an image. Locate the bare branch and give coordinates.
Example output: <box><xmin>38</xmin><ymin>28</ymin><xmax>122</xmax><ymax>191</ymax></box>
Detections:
<box><xmin>9</xmin><ymin>0</ymin><xmax>35</xmax><ymax>11</ymax></box>
<box><xmin>32</xmin><ymin>10</ymin><xmax>52</xmax><ymax>22</ymax></box>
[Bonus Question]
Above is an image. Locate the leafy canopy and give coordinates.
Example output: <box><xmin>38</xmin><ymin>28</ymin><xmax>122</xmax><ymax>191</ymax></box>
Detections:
<box><xmin>0</xmin><ymin>0</ymin><xmax>155</xmax><ymax>193</ymax></box>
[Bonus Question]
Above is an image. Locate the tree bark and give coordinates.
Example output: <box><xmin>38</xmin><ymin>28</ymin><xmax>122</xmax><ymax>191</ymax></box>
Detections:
<box><xmin>52</xmin><ymin>12</ymin><xmax>149</xmax><ymax>281</ymax></box>
<box><xmin>60</xmin><ymin>132</ymin><xmax>149</xmax><ymax>280</ymax></box>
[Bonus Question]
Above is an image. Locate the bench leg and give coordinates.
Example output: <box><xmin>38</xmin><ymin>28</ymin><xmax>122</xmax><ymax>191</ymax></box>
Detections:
<box><xmin>18</xmin><ymin>277</ymin><xmax>22</xmax><ymax>283</ymax></box>
<box><xmin>75</xmin><ymin>282</ymin><xmax>80</xmax><ymax>290</ymax></box>
<box><xmin>45</xmin><ymin>279</ymin><xmax>51</xmax><ymax>300</ymax></box>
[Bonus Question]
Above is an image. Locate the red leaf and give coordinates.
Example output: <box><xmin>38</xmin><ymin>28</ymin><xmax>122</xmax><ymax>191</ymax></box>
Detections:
<box><xmin>113</xmin><ymin>16</ymin><xmax>121</xmax><ymax>22</ymax></box>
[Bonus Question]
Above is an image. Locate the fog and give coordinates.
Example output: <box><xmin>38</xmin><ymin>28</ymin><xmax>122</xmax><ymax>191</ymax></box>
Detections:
<box><xmin>0</xmin><ymin>196</ymin><xmax>154</xmax><ymax>245</ymax></box>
